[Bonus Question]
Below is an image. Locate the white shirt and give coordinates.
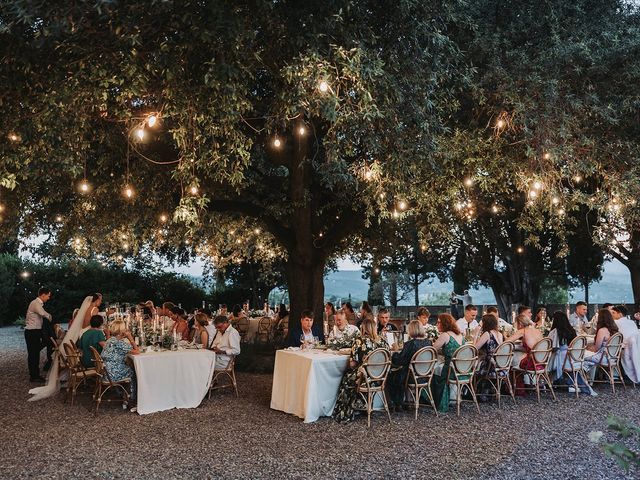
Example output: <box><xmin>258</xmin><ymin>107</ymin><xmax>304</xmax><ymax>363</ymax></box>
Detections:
<box><xmin>160</xmin><ymin>315</ymin><xmax>174</xmax><ymax>331</ymax></box>
<box><xmin>569</xmin><ymin>312</ymin><xmax>589</xmax><ymax>329</ymax></box>
<box><xmin>25</xmin><ymin>298</ymin><xmax>52</xmax><ymax>330</ymax></box>
<box><xmin>456</xmin><ymin>318</ymin><xmax>479</xmax><ymax>333</ymax></box>
<box><xmin>205</xmin><ymin>324</ymin><xmax>216</xmax><ymax>343</ymax></box>
<box><xmin>615</xmin><ymin>317</ymin><xmax>639</xmax><ymax>342</ymax></box>
<box><xmin>329</xmin><ymin>324</ymin><xmax>359</xmax><ymax>340</ymax></box>
<box><xmin>210</xmin><ymin>325</ymin><xmax>241</xmax><ymax>356</ymax></box>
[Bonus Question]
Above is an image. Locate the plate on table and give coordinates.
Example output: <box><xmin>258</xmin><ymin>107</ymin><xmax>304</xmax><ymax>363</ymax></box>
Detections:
<box><xmin>337</xmin><ymin>348</ymin><xmax>351</xmax><ymax>355</ymax></box>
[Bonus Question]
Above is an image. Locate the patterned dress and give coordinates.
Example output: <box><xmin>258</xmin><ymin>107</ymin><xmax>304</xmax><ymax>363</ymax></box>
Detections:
<box><xmin>101</xmin><ymin>337</ymin><xmax>137</xmax><ymax>400</ymax></box>
<box><xmin>431</xmin><ymin>335</ymin><xmax>466</xmax><ymax>412</ymax></box>
<box><xmin>332</xmin><ymin>335</ymin><xmax>389</xmax><ymax>423</ymax></box>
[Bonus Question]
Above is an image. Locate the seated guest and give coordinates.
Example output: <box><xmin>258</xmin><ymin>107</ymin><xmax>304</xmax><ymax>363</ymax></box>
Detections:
<box><xmin>342</xmin><ymin>302</ymin><xmax>357</xmax><ymax>325</ymax></box>
<box><xmin>229</xmin><ymin>304</ymin><xmax>245</xmax><ymax>325</ymax></box>
<box><xmin>456</xmin><ymin>304</ymin><xmax>479</xmax><ymax>337</ymax></box>
<box><xmin>534</xmin><ymin>308</ymin><xmax>547</xmax><ymax>328</ymax></box>
<box><xmin>333</xmin><ymin>319</ymin><xmax>389</xmax><ymax>422</ymax></box>
<box><xmin>569</xmin><ymin>301</ymin><xmax>589</xmax><ymax>331</ymax></box>
<box><xmin>485</xmin><ymin>306</ymin><xmax>511</xmax><ymax>329</ymax></box>
<box><xmin>584</xmin><ymin>309</ymin><xmax>619</xmax><ymax>376</ymax></box>
<box><xmin>194</xmin><ymin>313</ymin><xmax>210</xmax><ymax>348</ymax></box>
<box><xmin>274</xmin><ymin>303</ymin><xmax>289</xmax><ymax>339</ymax></box>
<box><xmin>357</xmin><ymin>301</ymin><xmax>374</xmax><ymax>327</ymax></box>
<box><xmin>377</xmin><ymin>308</ymin><xmax>398</xmax><ymax>333</ymax></box>
<box><xmin>287</xmin><ymin>309</ymin><xmax>324</xmax><ymax>347</ymax></box>
<box><xmin>431</xmin><ymin>313</ymin><xmax>466</xmax><ymax>412</ymax></box>
<box><xmin>157</xmin><ymin>302</ymin><xmax>175</xmax><ymax>330</ymax></box>
<box><xmin>328</xmin><ymin>311</ymin><xmax>359</xmax><ymax>340</ymax></box>
<box><xmin>508</xmin><ymin>314</ymin><xmax>544</xmax><ymax>394</ymax></box>
<box><xmin>416</xmin><ymin>307</ymin><xmax>431</xmax><ymax>328</ymax></box>
<box><xmin>324</xmin><ymin>302</ymin><xmax>336</xmax><ymax>329</ymax></box>
<box><xmin>474</xmin><ymin>314</ymin><xmax>503</xmax><ymax>400</ymax></box>
<box><xmin>612</xmin><ymin>305</ymin><xmax>639</xmax><ymax>341</ymax></box>
<box><xmin>210</xmin><ymin>315</ymin><xmax>241</xmax><ymax>369</ymax></box>
<box><xmin>219</xmin><ymin>304</ymin><xmax>228</xmax><ymax>316</ymax></box>
<box><xmin>101</xmin><ymin>319</ymin><xmax>139</xmax><ymax>403</ymax></box>
<box><xmin>547</xmin><ymin>311</ymin><xmax>595</xmax><ymax>396</ymax></box>
<box><xmin>78</xmin><ymin>315</ymin><xmax>108</xmax><ymax>368</ymax></box>
<box><xmin>388</xmin><ymin>320</ymin><xmax>431</xmax><ymax>410</ymax></box>
<box><xmin>517</xmin><ymin>305</ymin><xmax>533</xmax><ymax>320</ymax></box>
<box><xmin>171</xmin><ymin>307</ymin><xmax>190</xmax><ymax>341</ymax></box>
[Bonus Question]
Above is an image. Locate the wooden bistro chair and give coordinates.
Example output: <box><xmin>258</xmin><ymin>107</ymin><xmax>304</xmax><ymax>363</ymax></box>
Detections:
<box><xmin>257</xmin><ymin>317</ymin><xmax>272</xmax><ymax>343</ymax></box>
<box><xmin>50</xmin><ymin>336</ymin><xmax>70</xmax><ymax>375</ymax></box>
<box><xmin>236</xmin><ymin>317</ymin><xmax>250</xmax><ymax>342</ymax></box>
<box><xmin>512</xmin><ymin>337</ymin><xmax>557</xmax><ymax>403</ymax></box>
<box><xmin>209</xmin><ymin>355</ymin><xmax>238</xmax><ymax>398</ymax></box>
<box><xmin>405</xmin><ymin>346</ymin><xmax>439</xmax><ymax>419</ymax></box>
<box><xmin>63</xmin><ymin>343</ymin><xmax>97</xmax><ymax>406</ymax></box>
<box><xmin>90</xmin><ymin>346</ymin><xmax>131</xmax><ymax>413</ymax></box>
<box><xmin>355</xmin><ymin>348</ymin><xmax>392</xmax><ymax>427</ymax></box>
<box><xmin>475</xmin><ymin>341</ymin><xmax>516</xmax><ymax>408</ymax></box>
<box><xmin>447</xmin><ymin>344</ymin><xmax>480</xmax><ymax>416</ymax></box>
<box><xmin>592</xmin><ymin>332</ymin><xmax>626</xmax><ymax>393</ymax></box>
<box><xmin>558</xmin><ymin>336</ymin><xmax>588</xmax><ymax>398</ymax></box>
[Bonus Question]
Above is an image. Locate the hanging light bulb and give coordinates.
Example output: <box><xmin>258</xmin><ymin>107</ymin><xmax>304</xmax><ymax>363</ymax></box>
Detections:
<box><xmin>55</xmin><ymin>215</ymin><xmax>62</xmax><ymax>222</ymax></box>
<box><xmin>136</xmin><ymin>128</ymin><xmax>145</xmax><ymax>141</ymax></box>
<box><xmin>159</xmin><ymin>214</ymin><xmax>168</xmax><ymax>223</ymax></box>
<box><xmin>529</xmin><ymin>190</ymin><xmax>538</xmax><ymax>199</ymax></box>
<box><xmin>147</xmin><ymin>114</ymin><xmax>158</xmax><ymax>128</ymax></box>
<box><xmin>516</xmin><ymin>246</ymin><xmax>524</xmax><ymax>254</ymax></box>
<box><xmin>318</xmin><ymin>81</ymin><xmax>329</xmax><ymax>93</ymax></box>
<box><xmin>496</xmin><ymin>119</ymin><xmax>505</xmax><ymax>129</ymax></box>
<box><xmin>552</xmin><ymin>196</ymin><xmax>560</xmax><ymax>205</ymax></box>
<box><xmin>464</xmin><ymin>178</ymin><xmax>473</xmax><ymax>187</ymax></box>
<box><xmin>123</xmin><ymin>184</ymin><xmax>135</xmax><ymax>199</ymax></box>
<box><xmin>189</xmin><ymin>185</ymin><xmax>199</xmax><ymax>195</ymax></box>
<box><xmin>573</xmin><ymin>174</ymin><xmax>582</xmax><ymax>183</ymax></box>
<box><xmin>78</xmin><ymin>179</ymin><xmax>91</xmax><ymax>194</ymax></box>
<box><xmin>491</xmin><ymin>204</ymin><xmax>499</xmax><ymax>214</ymax></box>
<box><xmin>7</xmin><ymin>132</ymin><xmax>20</xmax><ymax>142</ymax></box>
<box><xmin>398</xmin><ymin>200</ymin><xmax>407</xmax><ymax>210</ymax></box>
<box><xmin>533</xmin><ymin>180</ymin><xmax>543</xmax><ymax>190</ymax></box>
<box><xmin>298</xmin><ymin>126</ymin><xmax>306</xmax><ymax>136</ymax></box>
<box><xmin>392</xmin><ymin>209</ymin><xmax>399</xmax><ymax>219</ymax></box>
<box><xmin>20</xmin><ymin>271</ymin><xmax>30</xmax><ymax>279</ymax></box>
<box><xmin>543</xmin><ymin>152</ymin><xmax>551</xmax><ymax>160</ymax></box>
<box><xmin>273</xmin><ymin>137</ymin><xmax>282</xmax><ymax>148</ymax></box>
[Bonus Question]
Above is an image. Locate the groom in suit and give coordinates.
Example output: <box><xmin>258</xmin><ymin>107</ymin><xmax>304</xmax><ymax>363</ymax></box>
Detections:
<box><xmin>25</xmin><ymin>287</ymin><xmax>53</xmax><ymax>382</ymax></box>
<box><xmin>287</xmin><ymin>309</ymin><xmax>325</xmax><ymax>347</ymax></box>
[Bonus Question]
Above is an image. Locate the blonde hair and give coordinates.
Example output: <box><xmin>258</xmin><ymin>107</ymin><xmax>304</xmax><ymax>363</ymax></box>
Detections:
<box><xmin>195</xmin><ymin>313</ymin><xmax>209</xmax><ymax>327</ymax></box>
<box><xmin>360</xmin><ymin>318</ymin><xmax>379</xmax><ymax>341</ymax></box>
<box><xmin>407</xmin><ymin>320</ymin><xmax>424</xmax><ymax>339</ymax></box>
<box><xmin>516</xmin><ymin>314</ymin><xmax>532</xmax><ymax>328</ymax></box>
<box><xmin>109</xmin><ymin>319</ymin><xmax>127</xmax><ymax>336</ymax></box>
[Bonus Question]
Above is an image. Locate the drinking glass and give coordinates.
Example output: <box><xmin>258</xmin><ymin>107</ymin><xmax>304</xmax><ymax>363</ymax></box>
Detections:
<box><xmin>300</xmin><ymin>334</ymin><xmax>306</xmax><ymax>349</ymax></box>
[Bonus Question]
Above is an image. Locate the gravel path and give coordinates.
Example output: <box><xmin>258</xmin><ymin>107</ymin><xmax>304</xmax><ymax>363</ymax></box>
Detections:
<box><xmin>1</xmin><ymin>326</ymin><xmax>638</xmax><ymax>479</ymax></box>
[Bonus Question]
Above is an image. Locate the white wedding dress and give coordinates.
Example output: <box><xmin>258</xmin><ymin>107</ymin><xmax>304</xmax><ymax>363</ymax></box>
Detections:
<box><xmin>28</xmin><ymin>295</ymin><xmax>93</xmax><ymax>401</ymax></box>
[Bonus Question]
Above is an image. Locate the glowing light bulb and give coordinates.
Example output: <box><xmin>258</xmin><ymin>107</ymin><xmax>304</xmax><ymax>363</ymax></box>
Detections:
<box><xmin>543</xmin><ymin>152</ymin><xmax>551</xmax><ymax>160</ymax></box>
<box><xmin>55</xmin><ymin>215</ymin><xmax>62</xmax><ymax>222</ymax></box>
<box><xmin>184</xmin><ymin>239</ymin><xmax>190</xmax><ymax>245</ymax></box>
<box><xmin>491</xmin><ymin>205</ymin><xmax>499</xmax><ymax>214</ymax></box>
<box><xmin>318</xmin><ymin>232</ymin><xmax>323</xmax><ymax>238</ymax></box>
<box><xmin>20</xmin><ymin>271</ymin><xmax>30</xmax><ymax>279</ymax></box>
<box><xmin>147</xmin><ymin>115</ymin><xmax>158</xmax><ymax>127</ymax></box>
<box><xmin>78</xmin><ymin>179</ymin><xmax>90</xmax><ymax>193</ymax></box>
<box><xmin>8</xmin><ymin>132</ymin><xmax>19</xmax><ymax>142</ymax></box>
<box><xmin>273</xmin><ymin>137</ymin><xmax>282</xmax><ymax>148</ymax></box>
<box><xmin>552</xmin><ymin>197</ymin><xmax>560</xmax><ymax>205</ymax></box>
<box><xmin>0</xmin><ymin>204</ymin><xmax>5</xmax><ymax>212</ymax></box>
<box><xmin>557</xmin><ymin>208</ymin><xmax>565</xmax><ymax>216</ymax></box>
<box><xmin>136</xmin><ymin>128</ymin><xmax>145</xmax><ymax>140</ymax></box>
<box><xmin>379</xmin><ymin>193</ymin><xmax>385</xmax><ymax>199</ymax></box>
<box><xmin>374</xmin><ymin>268</ymin><xmax>380</xmax><ymax>274</ymax></box>
<box><xmin>74</xmin><ymin>238</ymin><xmax>81</xmax><ymax>245</ymax></box>
<box><xmin>318</xmin><ymin>81</ymin><xmax>329</xmax><ymax>93</ymax></box>
<box><xmin>392</xmin><ymin>209</ymin><xmax>399</xmax><ymax>219</ymax></box>
<box><xmin>159</xmin><ymin>214</ymin><xmax>167</xmax><ymax>223</ymax></box>
<box><xmin>123</xmin><ymin>243</ymin><xmax>129</xmax><ymax>250</ymax></box>
<box><xmin>123</xmin><ymin>185</ymin><xmax>134</xmax><ymax>199</ymax></box>
<box><xmin>533</xmin><ymin>180</ymin><xmax>543</xmax><ymax>190</ymax></box>
<box><xmin>117</xmin><ymin>255</ymin><xmax>123</xmax><ymax>261</ymax></box>
<box><xmin>398</xmin><ymin>200</ymin><xmax>407</xmax><ymax>210</ymax></box>
<box><xmin>455</xmin><ymin>202</ymin><xmax>463</xmax><ymax>211</ymax></box>
<box><xmin>298</xmin><ymin>126</ymin><xmax>306</xmax><ymax>136</ymax></box>
<box><xmin>516</xmin><ymin>246</ymin><xmax>524</xmax><ymax>253</ymax></box>
<box><xmin>254</xmin><ymin>228</ymin><xmax>261</xmax><ymax>234</ymax></box>
<box><xmin>573</xmin><ymin>175</ymin><xmax>582</xmax><ymax>183</ymax></box>
<box><xmin>421</xmin><ymin>245</ymin><xmax>427</xmax><ymax>252</ymax></box>
<box><xmin>190</xmin><ymin>185</ymin><xmax>198</xmax><ymax>195</ymax></box>
<box><xmin>364</xmin><ymin>169</ymin><xmax>373</xmax><ymax>181</ymax></box>
<box><xmin>464</xmin><ymin>178</ymin><xmax>473</xmax><ymax>187</ymax></box>
<box><xmin>496</xmin><ymin>119</ymin><xmax>505</xmax><ymax>129</ymax></box>
<box><xmin>529</xmin><ymin>190</ymin><xmax>538</xmax><ymax>199</ymax></box>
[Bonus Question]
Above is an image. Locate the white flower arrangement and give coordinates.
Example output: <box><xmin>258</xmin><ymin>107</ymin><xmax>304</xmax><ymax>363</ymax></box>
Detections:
<box><xmin>499</xmin><ymin>324</ymin><xmax>515</xmax><ymax>337</ymax></box>
<box><xmin>423</xmin><ymin>324</ymin><xmax>440</xmax><ymax>341</ymax></box>
<box><xmin>327</xmin><ymin>330</ymin><xmax>360</xmax><ymax>350</ymax></box>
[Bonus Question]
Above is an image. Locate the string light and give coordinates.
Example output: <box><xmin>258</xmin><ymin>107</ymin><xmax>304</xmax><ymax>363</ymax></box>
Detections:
<box><xmin>543</xmin><ymin>152</ymin><xmax>551</xmax><ymax>160</ymax></box>
<box><xmin>318</xmin><ymin>232</ymin><xmax>323</xmax><ymax>238</ymax></box>
<box><xmin>420</xmin><ymin>244</ymin><xmax>427</xmax><ymax>252</ymax></box>
<box><xmin>557</xmin><ymin>208</ymin><xmax>565</xmax><ymax>216</ymax></box>
<box><xmin>573</xmin><ymin>174</ymin><xmax>582</xmax><ymax>183</ymax></box>
<box><xmin>364</xmin><ymin>169</ymin><xmax>374</xmax><ymax>181</ymax></box>
<box><xmin>374</xmin><ymin>268</ymin><xmax>380</xmax><ymax>274</ymax></box>
<box><xmin>159</xmin><ymin>214</ymin><xmax>168</xmax><ymax>223</ymax></box>
<box><xmin>464</xmin><ymin>178</ymin><xmax>473</xmax><ymax>187</ymax></box>
<box><xmin>20</xmin><ymin>271</ymin><xmax>30</xmax><ymax>279</ymax></box>
<box><xmin>392</xmin><ymin>209</ymin><xmax>399</xmax><ymax>219</ymax></box>
<box><xmin>496</xmin><ymin>119</ymin><xmax>505</xmax><ymax>129</ymax></box>
<box><xmin>533</xmin><ymin>180</ymin><xmax>543</xmax><ymax>190</ymax></box>
<box><xmin>74</xmin><ymin>238</ymin><xmax>82</xmax><ymax>245</ymax></box>
<box><xmin>78</xmin><ymin>179</ymin><xmax>91</xmax><ymax>194</ymax></box>
<box><xmin>123</xmin><ymin>184</ymin><xmax>135</xmax><ymax>199</ymax></box>
<box><xmin>273</xmin><ymin>137</ymin><xmax>282</xmax><ymax>148</ymax></box>
<box><xmin>318</xmin><ymin>81</ymin><xmax>329</xmax><ymax>93</ymax></box>
<box><xmin>254</xmin><ymin>228</ymin><xmax>261</xmax><ymax>234</ymax></box>
<box><xmin>528</xmin><ymin>190</ymin><xmax>538</xmax><ymax>199</ymax></box>
<box><xmin>55</xmin><ymin>215</ymin><xmax>62</xmax><ymax>222</ymax></box>
<box><xmin>516</xmin><ymin>246</ymin><xmax>524</xmax><ymax>253</ymax></box>
<box><xmin>398</xmin><ymin>200</ymin><xmax>407</xmax><ymax>211</ymax></box>
<box><xmin>147</xmin><ymin>115</ymin><xmax>158</xmax><ymax>128</ymax></box>
<box><xmin>122</xmin><ymin>242</ymin><xmax>129</xmax><ymax>250</ymax></box>
<box><xmin>7</xmin><ymin>132</ymin><xmax>20</xmax><ymax>142</ymax></box>
<box><xmin>552</xmin><ymin>196</ymin><xmax>560</xmax><ymax>205</ymax></box>
<box><xmin>136</xmin><ymin>128</ymin><xmax>145</xmax><ymax>141</ymax></box>
<box><xmin>491</xmin><ymin>205</ymin><xmax>499</xmax><ymax>214</ymax></box>
<box><xmin>0</xmin><ymin>204</ymin><xmax>5</xmax><ymax>213</ymax></box>
<box><xmin>298</xmin><ymin>126</ymin><xmax>306</xmax><ymax>136</ymax></box>
<box><xmin>117</xmin><ymin>255</ymin><xmax>123</xmax><ymax>261</ymax></box>
<box><xmin>189</xmin><ymin>185</ymin><xmax>199</xmax><ymax>195</ymax></box>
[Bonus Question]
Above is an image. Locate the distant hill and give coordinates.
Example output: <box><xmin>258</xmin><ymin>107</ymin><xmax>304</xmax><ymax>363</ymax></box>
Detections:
<box><xmin>323</xmin><ymin>259</ymin><xmax>635</xmax><ymax>305</ymax></box>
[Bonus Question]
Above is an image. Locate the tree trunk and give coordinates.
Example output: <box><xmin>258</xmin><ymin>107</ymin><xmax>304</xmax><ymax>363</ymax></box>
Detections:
<box><xmin>367</xmin><ymin>257</ymin><xmax>384</xmax><ymax>306</ymax></box>
<box><xmin>286</xmin><ymin>256</ymin><xmax>325</xmax><ymax>343</ymax></box>
<box><xmin>629</xmin><ymin>258</ymin><xmax>640</xmax><ymax>308</ymax></box>
<box><xmin>413</xmin><ymin>272</ymin><xmax>419</xmax><ymax>307</ymax></box>
<box><xmin>388</xmin><ymin>272</ymin><xmax>398</xmax><ymax>307</ymax></box>
<box><xmin>584</xmin><ymin>280</ymin><xmax>589</xmax><ymax>304</ymax></box>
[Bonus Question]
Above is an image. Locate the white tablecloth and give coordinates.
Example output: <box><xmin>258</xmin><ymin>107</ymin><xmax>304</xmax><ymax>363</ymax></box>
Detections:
<box><xmin>270</xmin><ymin>349</ymin><xmax>348</xmax><ymax>423</ymax></box>
<box><xmin>132</xmin><ymin>349</ymin><xmax>216</xmax><ymax>415</ymax></box>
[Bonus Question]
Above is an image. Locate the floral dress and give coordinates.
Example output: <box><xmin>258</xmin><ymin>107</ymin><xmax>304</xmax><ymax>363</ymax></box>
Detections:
<box><xmin>477</xmin><ymin>333</ymin><xmax>499</xmax><ymax>377</ymax></box>
<box><xmin>332</xmin><ymin>335</ymin><xmax>389</xmax><ymax>423</ymax></box>
<box><xmin>431</xmin><ymin>335</ymin><xmax>466</xmax><ymax>412</ymax></box>
<box><xmin>101</xmin><ymin>337</ymin><xmax>137</xmax><ymax>400</ymax></box>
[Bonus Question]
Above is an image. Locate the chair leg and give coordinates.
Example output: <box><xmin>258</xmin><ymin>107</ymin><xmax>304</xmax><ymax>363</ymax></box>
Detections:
<box><xmin>468</xmin><ymin>382</ymin><xmax>480</xmax><ymax>414</ymax></box>
<box><xmin>534</xmin><ymin>374</ymin><xmax>541</xmax><ymax>403</ymax></box>
<box><xmin>381</xmin><ymin>391</ymin><xmax>392</xmax><ymax>424</ymax></box>
<box><xmin>495</xmin><ymin>377</ymin><xmax>502</xmax><ymax>408</ymax></box>
<box><xmin>414</xmin><ymin>386</ymin><xmax>419</xmax><ymax>420</ymax></box>
<box><xmin>545</xmin><ymin>373</ymin><xmax>557</xmax><ymax>401</ymax></box>
<box><xmin>367</xmin><ymin>392</ymin><xmax>372</xmax><ymax>428</ymax></box>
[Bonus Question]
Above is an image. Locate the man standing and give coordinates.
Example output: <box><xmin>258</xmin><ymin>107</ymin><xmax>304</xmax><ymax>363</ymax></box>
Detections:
<box><xmin>456</xmin><ymin>304</ymin><xmax>479</xmax><ymax>335</ymax></box>
<box><xmin>210</xmin><ymin>315</ymin><xmax>241</xmax><ymax>370</ymax></box>
<box><xmin>25</xmin><ymin>287</ymin><xmax>52</xmax><ymax>382</ymax></box>
<box><xmin>569</xmin><ymin>301</ymin><xmax>589</xmax><ymax>330</ymax></box>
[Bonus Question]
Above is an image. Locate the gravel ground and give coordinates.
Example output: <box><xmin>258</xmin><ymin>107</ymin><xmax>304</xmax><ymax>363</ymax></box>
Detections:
<box><xmin>1</xmin><ymin>325</ymin><xmax>638</xmax><ymax>480</ymax></box>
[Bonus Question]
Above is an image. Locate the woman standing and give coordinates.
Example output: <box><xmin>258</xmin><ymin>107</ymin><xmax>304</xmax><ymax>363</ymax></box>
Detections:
<box><xmin>81</xmin><ymin>293</ymin><xmax>103</xmax><ymax>329</ymax></box>
<box><xmin>333</xmin><ymin>319</ymin><xmax>388</xmax><ymax>423</ymax></box>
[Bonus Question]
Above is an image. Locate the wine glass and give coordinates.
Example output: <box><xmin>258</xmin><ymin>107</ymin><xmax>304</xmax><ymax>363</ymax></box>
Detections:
<box><xmin>300</xmin><ymin>334</ymin><xmax>306</xmax><ymax>349</ymax></box>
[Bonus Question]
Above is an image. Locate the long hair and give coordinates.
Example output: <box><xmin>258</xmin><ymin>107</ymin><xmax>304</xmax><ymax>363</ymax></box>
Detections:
<box><xmin>596</xmin><ymin>309</ymin><xmax>619</xmax><ymax>335</ymax></box>
<box><xmin>360</xmin><ymin>318</ymin><xmax>379</xmax><ymax>341</ymax></box>
<box><xmin>480</xmin><ymin>314</ymin><xmax>497</xmax><ymax>334</ymax></box>
<box><xmin>550</xmin><ymin>311</ymin><xmax>576</xmax><ymax>346</ymax></box>
<box><xmin>437</xmin><ymin>313</ymin><xmax>460</xmax><ymax>335</ymax></box>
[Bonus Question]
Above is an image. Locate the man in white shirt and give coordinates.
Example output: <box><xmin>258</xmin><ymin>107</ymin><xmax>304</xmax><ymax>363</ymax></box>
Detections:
<box><xmin>612</xmin><ymin>305</ymin><xmax>639</xmax><ymax>342</ymax></box>
<box><xmin>25</xmin><ymin>287</ymin><xmax>53</xmax><ymax>382</ymax></box>
<box><xmin>157</xmin><ymin>301</ymin><xmax>175</xmax><ymax>331</ymax></box>
<box><xmin>328</xmin><ymin>311</ymin><xmax>359</xmax><ymax>340</ymax></box>
<box><xmin>486</xmin><ymin>306</ymin><xmax>512</xmax><ymax>329</ymax></box>
<box><xmin>210</xmin><ymin>315</ymin><xmax>241</xmax><ymax>370</ymax></box>
<box><xmin>569</xmin><ymin>301</ymin><xmax>589</xmax><ymax>330</ymax></box>
<box><xmin>456</xmin><ymin>304</ymin><xmax>479</xmax><ymax>335</ymax></box>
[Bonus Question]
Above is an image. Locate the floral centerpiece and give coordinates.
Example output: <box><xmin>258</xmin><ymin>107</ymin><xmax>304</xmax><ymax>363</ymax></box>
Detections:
<box><xmin>499</xmin><ymin>324</ymin><xmax>515</xmax><ymax>338</ymax></box>
<box><xmin>248</xmin><ymin>309</ymin><xmax>265</xmax><ymax>318</ymax></box>
<box><xmin>326</xmin><ymin>330</ymin><xmax>360</xmax><ymax>350</ymax></box>
<box><xmin>423</xmin><ymin>324</ymin><xmax>440</xmax><ymax>342</ymax></box>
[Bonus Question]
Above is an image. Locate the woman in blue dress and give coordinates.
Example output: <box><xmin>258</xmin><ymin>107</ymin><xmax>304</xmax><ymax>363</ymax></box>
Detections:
<box><xmin>101</xmin><ymin>319</ymin><xmax>140</xmax><ymax>402</ymax></box>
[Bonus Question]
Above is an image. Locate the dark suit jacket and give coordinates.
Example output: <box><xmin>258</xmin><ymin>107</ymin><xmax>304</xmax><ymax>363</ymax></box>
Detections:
<box><xmin>287</xmin><ymin>324</ymin><xmax>325</xmax><ymax>347</ymax></box>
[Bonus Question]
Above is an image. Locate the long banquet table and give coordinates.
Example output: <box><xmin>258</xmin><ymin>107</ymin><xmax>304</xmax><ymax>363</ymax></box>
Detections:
<box><xmin>132</xmin><ymin>349</ymin><xmax>216</xmax><ymax>415</ymax></box>
<box><xmin>270</xmin><ymin>349</ymin><xmax>349</xmax><ymax>423</ymax></box>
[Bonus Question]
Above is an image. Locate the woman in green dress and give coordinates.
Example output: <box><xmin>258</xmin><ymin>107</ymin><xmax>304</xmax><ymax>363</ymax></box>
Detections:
<box><xmin>332</xmin><ymin>318</ymin><xmax>389</xmax><ymax>423</ymax></box>
<box><xmin>431</xmin><ymin>313</ymin><xmax>466</xmax><ymax>412</ymax></box>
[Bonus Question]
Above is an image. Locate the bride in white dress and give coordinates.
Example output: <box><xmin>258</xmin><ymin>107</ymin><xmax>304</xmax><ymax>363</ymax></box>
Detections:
<box><xmin>28</xmin><ymin>295</ymin><xmax>94</xmax><ymax>401</ymax></box>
